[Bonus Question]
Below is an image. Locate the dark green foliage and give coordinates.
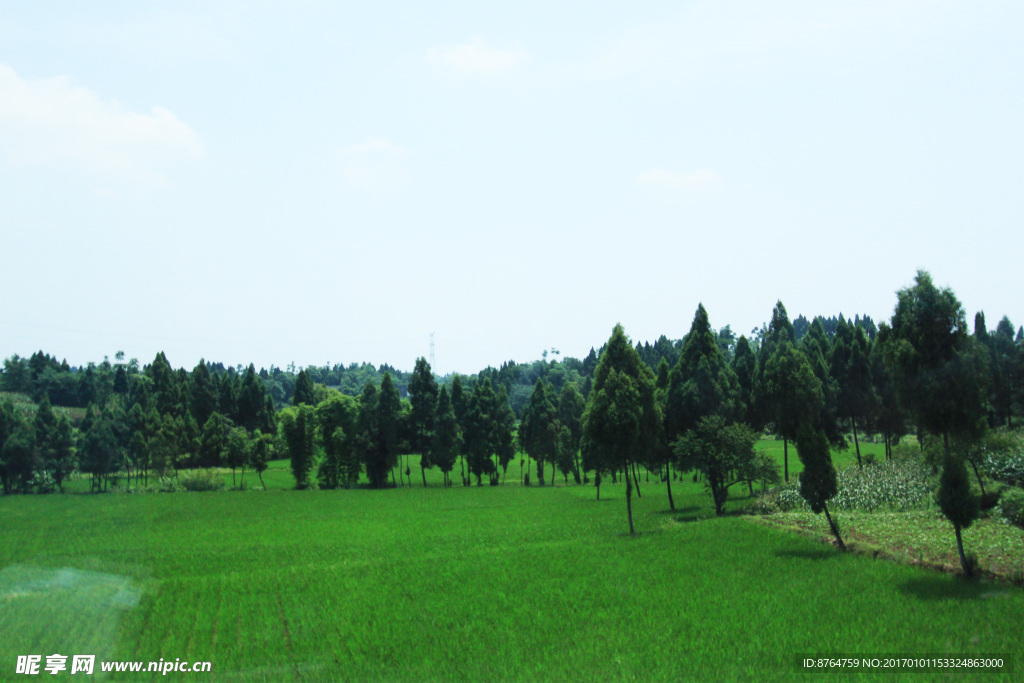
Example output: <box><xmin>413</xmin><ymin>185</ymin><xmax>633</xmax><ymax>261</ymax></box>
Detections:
<box><xmin>281</xmin><ymin>405</ymin><xmax>317</xmax><ymax>490</ymax></box>
<box><xmin>80</xmin><ymin>414</ymin><xmax>118</xmax><ymax>492</ymax></box>
<box><xmin>519</xmin><ymin>379</ymin><xmax>557</xmax><ymax>485</ymax></box>
<box><xmin>888</xmin><ymin>271</ymin><xmax>990</xmax><ymax>441</ymax></box>
<box><xmin>997</xmin><ymin>488</ymin><xmax>1024</xmax><ymax>529</ymax></box>
<box><xmin>408</xmin><ymin>357</ymin><xmax>438</xmax><ymax>483</ymax></box>
<box><xmin>293</xmin><ymin>369</ymin><xmax>316</xmax><ymax>407</ymax></box>
<box><xmin>936</xmin><ymin>447</ymin><xmax>980</xmax><ymax>575</ymax></box>
<box><xmin>250</xmin><ymin>430</ymin><xmax>273</xmax><ymax>490</ymax></box>
<box><xmin>760</xmin><ymin>341</ymin><xmax>824</xmax><ymax>481</ymax></box>
<box><xmin>491</xmin><ymin>386</ymin><xmax>517</xmax><ymax>481</ymax></box>
<box><xmin>47</xmin><ymin>415</ymin><xmax>76</xmax><ymax>493</ymax></box>
<box><xmin>674</xmin><ymin>415</ymin><xmax>759</xmax><ymax>515</ymax></box>
<box><xmin>888</xmin><ymin>270</ymin><xmax>990</xmax><ymax>574</ymax></box>
<box><xmin>582</xmin><ymin>324</ymin><xmax>660</xmax><ymax>533</ymax></box>
<box><xmin>462</xmin><ymin>380</ymin><xmax>496</xmax><ymax>485</ymax></box>
<box><xmin>730</xmin><ymin>336</ymin><xmax>755</xmax><ymax>422</ymax></box>
<box><xmin>430</xmin><ymin>385</ymin><xmax>461</xmax><ymax>486</ymax></box>
<box><xmin>225</xmin><ymin>427</ymin><xmax>251</xmax><ymax>487</ymax></box>
<box><xmin>936</xmin><ymin>448</ymin><xmax>980</xmax><ymax>532</ymax></box>
<box><xmin>355</xmin><ymin>375</ymin><xmax>401</xmax><ymax>488</ymax></box>
<box><xmin>189</xmin><ymin>361</ymin><xmax>218</xmax><ymax>427</ymax></box>
<box><xmin>315</xmin><ymin>392</ymin><xmax>360</xmax><ymax>489</ymax></box>
<box><xmin>237</xmin><ymin>365</ymin><xmax>269</xmax><ymax>431</ymax></box>
<box><xmin>665</xmin><ymin>304</ymin><xmax>740</xmax><ymax>443</ymax></box>
<box><xmin>794</xmin><ymin>425</ymin><xmax>846</xmax><ymax>550</ymax></box>
<box><xmin>199</xmin><ymin>412</ymin><xmax>230</xmax><ymax>468</ymax></box>
<box><xmin>1</xmin><ymin>418</ymin><xmax>36</xmax><ymax>493</ymax></box>
<box><xmin>751</xmin><ymin>301</ymin><xmax>796</xmax><ymax>429</ymax></box>
<box><xmin>556</xmin><ymin>382</ymin><xmax>585</xmax><ymax>483</ymax></box>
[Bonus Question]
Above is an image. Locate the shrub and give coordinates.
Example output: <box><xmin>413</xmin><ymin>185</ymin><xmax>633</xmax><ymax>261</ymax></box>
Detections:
<box><xmin>997</xmin><ymin>488</ymin><xmax>1024</xmax><ymax>529</ymax></box>
<box><xmin>984</xmin><ymin>440</ymin><xmax>1024</xmax><ymax>488</ymax></box>
<box><xmin>155</xmin><ymin>476</ymin><xmax>182</xmax><ymax>493</ymax></box>
<box><xmin>179</xmin><ymin>469</ymin><xmax>225</xmax><ymax>492</ymax></box>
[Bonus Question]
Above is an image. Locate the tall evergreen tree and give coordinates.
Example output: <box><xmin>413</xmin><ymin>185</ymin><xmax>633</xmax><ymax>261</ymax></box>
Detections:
<box><xmin>795</xmin><ymin>425</ymin><xmax>846</xmax><ymax>551</ymax></box>
<box><xmin>190</xmin><ymin>361</ymin><xmax>218</xmax><ymax>427</ymax></box>
<box><xmin>293</xmin><ymin>369</ymin><xmax>316</xmax><ymax>407</ymax></box>
<box><xmin>581</xmin><ymin>324</ymin><xmax>660</xmax><ymax>534</ymax></box>
<box><xmin>887</xmin><ymin>270</ymin><xmax>989</xmax><ymax>574</ymax></box>
<box><xmin>281</xmin><ymin>404</ymin><xmax>317</xmax><ymax>490</ymax></box>
<box><xmin>731</xmin><ymin>335</ymin><xmax>756</xmax><ymax>423</ymax></box>
<box><xmin>762</xmin><ymin>341</ymin><xmax>824</xmax><ymax>482</ymax></box>
<box><xmin>408</xmin><ymin>357</ymin><xmax>439</xmax><ymax>486</ymax></box>
<box><xmin>751</xmin><ymin>301</ymin><xmax>796</xmax><ymax>429</ymax></box>
<box><xmin>556</xmin><ymin>382</ymin><xmax>586</xmax><ymax>484</ymax></box>
<box><xmin>430</xmin><ymin>385</ymin><xmax>461</xmax><ymax>486</ymax></box>
<box><xmin>519</xmin><ymin>379</ymin><xmax>557</xmax><ymax>485</ymax></box>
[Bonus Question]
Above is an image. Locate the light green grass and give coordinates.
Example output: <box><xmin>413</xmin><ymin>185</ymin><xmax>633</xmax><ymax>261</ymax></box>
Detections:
<box><xmin>2</xmin><ymin>465</ymin><xmax>1023</xmax><ymax>681</ymax></box>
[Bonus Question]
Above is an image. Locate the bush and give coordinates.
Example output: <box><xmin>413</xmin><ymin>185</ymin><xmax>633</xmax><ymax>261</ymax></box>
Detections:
<box><xmin>179</xmin><ymin>469</ymin><xmax>225</xmax><ymax>492</ymax></box>
<box><xmin>997</xmin><ymin>488</ymin><xmax>1024</xmax><ymax>529</ymax></box>
<box><xmin>155</xmin><ymin>476</ymin><xmax>182</xmax><ymax>493</ymax></box>
<box><xmin>984</xmin><ymin>438</ymin><xmax>1024</xmax><ymax>488</ymax></box>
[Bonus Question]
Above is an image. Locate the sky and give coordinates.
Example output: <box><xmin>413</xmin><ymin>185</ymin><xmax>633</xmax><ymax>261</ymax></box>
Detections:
<box><xmin>1</xmin><ymin>1</ymin><xmax>1022</xmax><ymax>376</ymax></box>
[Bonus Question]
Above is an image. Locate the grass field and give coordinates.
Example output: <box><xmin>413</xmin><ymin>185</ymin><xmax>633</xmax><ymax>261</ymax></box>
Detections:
<box><xmin>3</xmin><ymin>442</ymin><xmax>1023</xmax><ymax>681</ymax></box>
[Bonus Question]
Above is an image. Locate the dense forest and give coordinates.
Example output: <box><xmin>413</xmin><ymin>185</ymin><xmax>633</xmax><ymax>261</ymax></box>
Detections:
<box><xmin>2</xmin><ymin>271</ymin><xmax>1023</xmax><ymax>572</ymax></box>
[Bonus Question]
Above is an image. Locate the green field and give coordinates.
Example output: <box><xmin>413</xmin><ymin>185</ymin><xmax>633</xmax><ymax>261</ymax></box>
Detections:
<box><xmin>2</xmin><ymin>445</ymin><xmax>1023</xmax><ymax>682</ymax></box>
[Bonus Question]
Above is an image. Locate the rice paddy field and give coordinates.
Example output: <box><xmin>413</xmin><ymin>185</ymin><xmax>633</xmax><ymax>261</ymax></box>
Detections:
<box><xmin>2</xmin><ymin>445</ymin><xmax>1023</xmax><ymax>682</ymax></box>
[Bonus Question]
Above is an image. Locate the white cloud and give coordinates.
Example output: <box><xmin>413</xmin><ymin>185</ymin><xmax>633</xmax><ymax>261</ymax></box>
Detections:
<box><xmin>635</xmin><ymin>168</ymin><xmax>723</xmax><ymax>195</ymax></box>
<box><xmin>427</xmin><ymin>38</ymin><xmax>529</xmax><ymax>78</ymax></box>
<box><xmin>0</xmin><ymin>63</ymin><xmax>203</xmax><ymax>184</ymax></box>
<box><xmin>340</xmin><ymin>138</ymin><xmax>409</xmax><ymax>195</ymax></box>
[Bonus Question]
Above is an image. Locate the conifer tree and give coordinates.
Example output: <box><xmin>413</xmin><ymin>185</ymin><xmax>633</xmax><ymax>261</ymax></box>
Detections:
<box><xmin>430</xmin><ymin>385</ymin><xmax>461</xmax><ymax>486</ymax></box>
<box><xmin>762</xmin><ymin>341</ymin><xmax>824</xmax><ymax>482</ymax></box>
<box><xmin>795</xmin><ymin>425</ymin><xmax>846</xmax><ymax>551</ymax></box>
<box><xmin>582</xmin><ymin>324</ymin><xmax>659</xmax><ymax>534</ymax></box>
<box><xmin>520</xmin><ymin>379</ymin><xmax>557</xmax><ymax>485</ymax></box>
<box><xmin>888</xmin><ymin>270</ymin><xmax>989</xmax><ymax>574</ymax></box>
<box><xmin>408</xmin><ymin>357</ymin><xmax>439</xmax><ymax>486</ymax></box>
<box><xmin>190</xmin><ymin>361</ymin><xmax>218</xmax><ymax>428</ymax></box>
<box><xmin>293</xmin><ymin>369</ymin><xmax>316</xmax><ymax>407</ymax></box>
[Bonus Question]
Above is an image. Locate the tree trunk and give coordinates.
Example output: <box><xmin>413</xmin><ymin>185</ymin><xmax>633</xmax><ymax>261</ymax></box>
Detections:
<box><xmin>783</xmin><ymin>438</ymin><xmax>789</xmax><ymax>483</ymax></box>
<box><xmin>666</xmin><ymin>463</ymin><xmax>675</xmax><ymax>512</ymax></box>
<box><xmin>625</xmin><ymin>460</ymin><xmax>635</xmax><ymax>535</ymax></box>
<box><xmin>852</xmin><ymin>418</ymin><xmax>862</xmax><ymax>469</ymax></box>
<box><xmin>421</xmin><ymin>462</ymin><xmax>427</xmax><ymax>487</ymax></box>
<box><xmin>967</xmin><ymin>458</ymin><xmax>986</xmax><ymax>497</ymax></box>
<box><xmin>596</xmin><ymin>472</ymin><xmax>601</xmax><ymax>500</ymax></box>
<box><xmin>258</xmin><ymin>470</ymin><xmax>266</xmax><ymax>491</ymax></box>
<box><xmin>954</xmin><ymin>524</ymin><xmax>970</xmax><ymax>576</ymax></box>
<box><xmin>823</xmin><ymin>503</ymin><xmax>847</xmax><ymax>551</ymax></box>
<box><xmin>631</xmin><ymin>462</ymin><xmax>642</xmax><ymax>498</ymax></box>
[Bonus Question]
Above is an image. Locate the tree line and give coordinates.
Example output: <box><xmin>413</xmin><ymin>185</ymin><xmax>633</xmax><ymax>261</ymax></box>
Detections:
<box><xmin>1</xmin><ymin>270</ymin><xmax>1022</xmax><ymax>573</ymax></box>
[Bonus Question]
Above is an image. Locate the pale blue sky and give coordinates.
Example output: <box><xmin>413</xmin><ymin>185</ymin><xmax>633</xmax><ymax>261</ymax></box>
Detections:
<box><xmin>2</xmin><ymin>1</ymin><xmax>1021</xmax><ymax>375</ymax></box>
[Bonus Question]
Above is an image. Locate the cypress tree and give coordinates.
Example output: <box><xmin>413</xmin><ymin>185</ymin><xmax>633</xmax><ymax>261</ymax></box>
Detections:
<box><xmin>582</xmin><ymin>324</ymin><xmax>659</xmax><ymax>534</ymax></box>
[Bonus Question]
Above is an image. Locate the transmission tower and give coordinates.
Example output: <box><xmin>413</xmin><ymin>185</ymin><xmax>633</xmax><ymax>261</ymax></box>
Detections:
<box><xmin>429</xmin><ymin>332</ymin><xmax>436</xmax><ymax>371</ymax></box>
